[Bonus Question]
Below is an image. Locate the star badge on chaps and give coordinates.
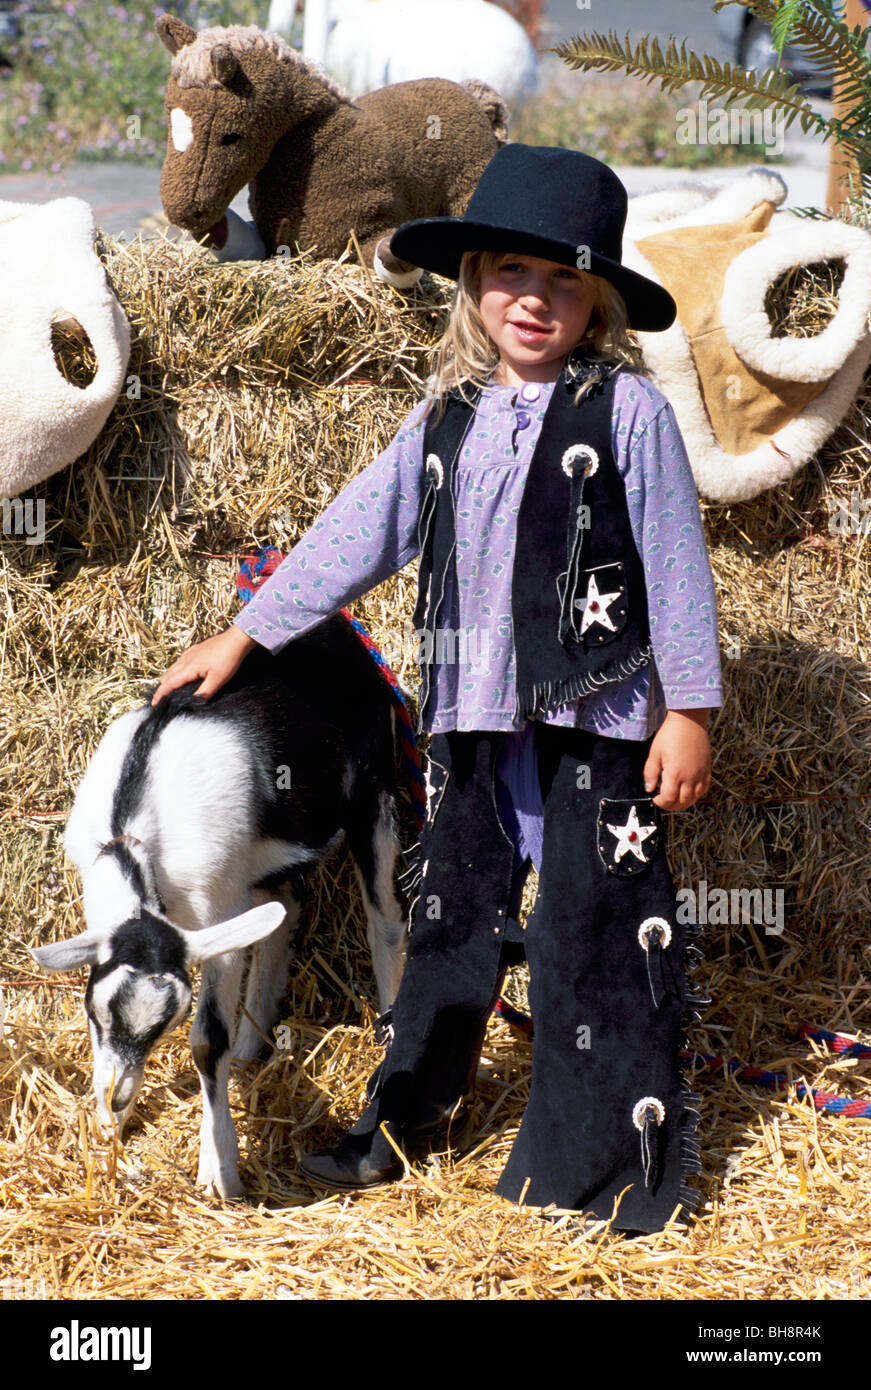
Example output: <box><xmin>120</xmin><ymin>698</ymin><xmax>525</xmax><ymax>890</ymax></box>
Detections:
<box><xmin>597</xmin><ymin>797</ymin><xmax>661</xmax><ymax>876</ymax></box>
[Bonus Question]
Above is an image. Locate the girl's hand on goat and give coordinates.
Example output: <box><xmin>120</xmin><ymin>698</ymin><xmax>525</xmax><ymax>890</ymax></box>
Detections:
<box><xmin>150</xmin><ymin>626</ymin><xmax>257</xmax><ymax>706</ymax></box>
<box><xmin>642</xmin><ymin>709</ymin><xmax>712</xmax><ymax>811</ymax></box>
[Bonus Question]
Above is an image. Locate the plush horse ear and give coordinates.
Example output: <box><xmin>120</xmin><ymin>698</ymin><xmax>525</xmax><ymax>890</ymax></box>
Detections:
<box><xmin>155</xmin><ymin>14</ymin><xmax>198</xmax><ymax>54</ymax></box>
<box><xmin>211</xmin><ymin>44</ymin><xmax>239</xmax><ymax>86</ymax></box>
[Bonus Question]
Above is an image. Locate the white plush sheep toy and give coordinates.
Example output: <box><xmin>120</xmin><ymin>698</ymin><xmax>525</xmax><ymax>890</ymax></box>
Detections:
<box><xmin>0</xmin><ymin>197</ymin><xmax>131</xmax><ymax>500</ymax></box>
<box><xmin>623</xmin><ymin>168</ymin><xmax>871</xmax><ymax>503</ymax></box>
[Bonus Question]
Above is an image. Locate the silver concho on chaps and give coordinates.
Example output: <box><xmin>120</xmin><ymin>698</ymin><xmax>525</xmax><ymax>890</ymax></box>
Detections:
<box><xmin>338</xmin><ymin>356</ymin><xmax>705</xmax><ymax>1231</ymax></box>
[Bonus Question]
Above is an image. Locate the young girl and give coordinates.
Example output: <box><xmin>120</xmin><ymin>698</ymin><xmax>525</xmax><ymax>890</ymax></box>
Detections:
<box><xmin>152</xmin><ymin>145</ymin><xmax>722</xmax><ymax>1233</ymax></box>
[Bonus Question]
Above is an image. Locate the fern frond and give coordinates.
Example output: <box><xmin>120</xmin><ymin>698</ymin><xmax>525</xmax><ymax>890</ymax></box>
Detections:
<box><xmin>786</xmin><ymin>203</ymin><xmax>838</xmax><ymax>220</ymax></box>
<box><xmin>766</xmin><ymin>2</ymin><xmax>871</xmax><ymax>92</ymax></box>
<box><xmin>714</xmin><ymin>0</ymin><xmax>871</xmax><ymax>89</ymax></box>
<box><xmin>558</xmin><ymin>6</ymin><xmax>871</xmax><ymax>205</ymax></box>
<box><xmin>771</xmin><ymin>0</ymin><xmax>807</xmax><ymax>57</ymax></box>
<box><xmin>553</xmin><ymin>30</ymin><xmax>821</xmax><ymax>129</ymax></box>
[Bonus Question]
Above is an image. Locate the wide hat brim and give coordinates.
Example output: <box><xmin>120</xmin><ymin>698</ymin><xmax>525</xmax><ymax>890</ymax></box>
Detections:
<box><xmin>389</xmin><ymin>219</ymin><xmax>676</xmax><ymax>334</ymax></box>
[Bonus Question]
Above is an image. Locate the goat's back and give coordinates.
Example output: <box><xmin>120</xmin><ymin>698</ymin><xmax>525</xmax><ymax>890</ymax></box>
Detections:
<box><xmin>142</xmin><ymin>615</ymin><xmax>397</xmax><ymax>839</ymax></box>
<box><xmin>146</xmin><ymin>614</ymin><xmax>395</xmax><ymax>763</ymax></box>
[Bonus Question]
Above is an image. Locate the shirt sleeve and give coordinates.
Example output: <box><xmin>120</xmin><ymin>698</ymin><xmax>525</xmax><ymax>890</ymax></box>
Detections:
<box><xmin>616</xmin><ymin>386</ymin><xmax>723</xmax><ymax>711</ymax></box>
<box><xmin>234</xmin><ymin>399</ymin><xmax>429</xmax><ymax>652</ymax></box>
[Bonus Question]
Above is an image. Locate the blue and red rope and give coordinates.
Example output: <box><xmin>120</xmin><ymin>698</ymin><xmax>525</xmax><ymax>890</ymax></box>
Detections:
<box><xmin>493</xmin><ymin>999</ymin><xmax>871</xmax><ymax>1118</ymax></box>
<box><xmin>341</xmin><ymin>612</ymin><xmax>427</xmax><ymax>831</ymax></box>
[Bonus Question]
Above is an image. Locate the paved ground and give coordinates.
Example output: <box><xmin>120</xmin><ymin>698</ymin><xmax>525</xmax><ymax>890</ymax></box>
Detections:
<box><xmin>614</xmin><ymin>150</ymin><xmax>828</xmax><ymax>209</ymax></box>
<box><xmin>0</xmin><ymin>161</ymin><xmax>250</xmax><ymax>242</ymax></box>
<box><xmin>545</xmin><ymin>0</ymin><xmax>734</xmax><ymax>56</ymax></box>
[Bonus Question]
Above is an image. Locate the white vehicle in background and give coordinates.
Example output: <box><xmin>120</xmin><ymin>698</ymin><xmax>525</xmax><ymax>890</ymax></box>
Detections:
<box><xmin>268</xmin><ymin>0</ymin><xmax>538</xmax><ymax>107</ymax></box>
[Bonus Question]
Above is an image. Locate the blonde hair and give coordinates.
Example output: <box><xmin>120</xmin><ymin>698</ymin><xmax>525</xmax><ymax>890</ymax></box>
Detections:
<box><xmin>424</xmin><ymin>249</ymin><xmax>644</xmax><ymax>420</ymax></box>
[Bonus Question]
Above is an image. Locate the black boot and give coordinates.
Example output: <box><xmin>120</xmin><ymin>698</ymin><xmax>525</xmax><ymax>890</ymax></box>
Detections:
<box><xmin>300</xmin><ymin>998</ymin><xmax>495</xmax><ymax>1190</ymax></box>
<box><xmin>300</xmin><ymin>1124</ymin><xmax>404</xmax><ymax>1191</ymax></box>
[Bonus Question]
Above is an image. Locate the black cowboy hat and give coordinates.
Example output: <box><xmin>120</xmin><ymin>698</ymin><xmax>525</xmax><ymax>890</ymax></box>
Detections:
<box><xmin>390</xmin><ymin>144</ymin><xmax>676</xmax><ymax>333</ymax></box>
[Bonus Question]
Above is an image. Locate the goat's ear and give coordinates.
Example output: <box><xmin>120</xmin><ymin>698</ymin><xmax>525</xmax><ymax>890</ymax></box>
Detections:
<box><xmin>183</xmin><ymin>902</ymin><xmax>287</xmax><ymax>963</ymax></box>
<box><xmin>31</xmin><ymin>933</ymin><xmax>103</xmax><ymax>973</ymax></box>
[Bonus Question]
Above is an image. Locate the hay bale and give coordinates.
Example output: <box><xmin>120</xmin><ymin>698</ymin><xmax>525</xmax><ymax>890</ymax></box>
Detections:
<box><xmin>1</xmin><ymin>232</ymin><xmax>869</xmax><ymax>1298</ymax></box>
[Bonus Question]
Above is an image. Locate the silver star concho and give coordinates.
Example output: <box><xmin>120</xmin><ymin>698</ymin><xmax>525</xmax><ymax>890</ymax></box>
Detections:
<box><xmin>577</xmin><ymin>571</ymin><xmax>622</xmax><ymax>636</ymax></box>
<box><xmin>605</xmin><ymin>805</ymin><xmax>657</xmax><ymax>864</ymax></box>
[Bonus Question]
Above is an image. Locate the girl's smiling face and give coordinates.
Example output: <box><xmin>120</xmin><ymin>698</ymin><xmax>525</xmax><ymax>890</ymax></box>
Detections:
<box><xmin>478</xmin><ymin>253</ymin><xmax>598</xmax><ymax>387</ymax></box>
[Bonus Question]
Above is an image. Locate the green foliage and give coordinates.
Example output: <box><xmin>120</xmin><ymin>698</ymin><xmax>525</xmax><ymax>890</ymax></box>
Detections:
<box><xmin>0</xmin><ymin>1</ymin><xmax>268</xmax><ymax>173</ymax></box>
<box><xmin>770</xmin><ymin>0</ymin><xmax>809</xmax><ymax>57</ymax></box>
<box><xmin>512</xmin><ymin>70</ymin><xmax>778</xmax><ymax>169</ymax></box>
<box><xmin>554</xmin><ymin>0</ymin><xmax>871</xmax><ymax>202</ymax></box>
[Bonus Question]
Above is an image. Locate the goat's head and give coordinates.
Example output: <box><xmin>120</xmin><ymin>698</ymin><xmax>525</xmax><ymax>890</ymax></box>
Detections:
<box><xmin>32</xmin><ymin>901</ymin><xmax>286</xmax><ymax>1134</ymax></box>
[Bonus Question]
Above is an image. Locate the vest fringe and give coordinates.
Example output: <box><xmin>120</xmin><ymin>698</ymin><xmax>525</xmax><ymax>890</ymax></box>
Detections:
<box><xmin>514</xmin><ymin>643</ymin><xmax>655</xmax><ymax>721</ymax></box>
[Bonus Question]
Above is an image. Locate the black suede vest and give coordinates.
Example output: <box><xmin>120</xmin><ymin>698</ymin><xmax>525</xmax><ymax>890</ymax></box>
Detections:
<box><xmin>412</xmin><ymin>361</ymin><xmax>653</xmax><ymax>732</ymax></box>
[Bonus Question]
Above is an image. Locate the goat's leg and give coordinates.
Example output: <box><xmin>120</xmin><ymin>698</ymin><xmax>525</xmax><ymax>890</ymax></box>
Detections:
<box><xmin>347</xmin><ymin>790</ymin><xmax>407</xmax><ymax>1014</ymax></box>
<box><xmin>190</xmin><ymin>948</ymin><xmax>248</xmax><ymax>1198</ymax></box>
<box><xmin>233</xmin><ymin>887</ymin><xmax>297</xmax><ymax>1062</ymax></box>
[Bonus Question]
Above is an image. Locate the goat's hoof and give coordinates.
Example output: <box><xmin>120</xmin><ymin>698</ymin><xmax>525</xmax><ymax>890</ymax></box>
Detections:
<box><xmin>94</xmin><ymin>1115</ymin><xmax>121</xmax><ymax>1141</ymax></box>
<box><xmin>196</xmin><ymin>1165</ymin><xmax>245</xmax><ymax>1200</ymax></box>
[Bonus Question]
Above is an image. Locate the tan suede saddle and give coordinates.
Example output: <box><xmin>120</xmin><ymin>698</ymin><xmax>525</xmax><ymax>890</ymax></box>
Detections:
<box><xmin>624</xmin><ymin>169</ymin><xmax>871</xmax><ymax>503</ymax></box>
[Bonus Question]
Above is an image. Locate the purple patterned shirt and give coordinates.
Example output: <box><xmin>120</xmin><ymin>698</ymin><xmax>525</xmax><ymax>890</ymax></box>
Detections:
<box><xmin>234</xmin><ymin>370</ymin><xmax>722</xmax><ymax>740</ymax></box>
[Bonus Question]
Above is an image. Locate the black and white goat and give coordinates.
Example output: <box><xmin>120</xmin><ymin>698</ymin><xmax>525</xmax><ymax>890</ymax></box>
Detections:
<box><xmin>32</xmin><ymin>616</ymin><xmax>407</xmax><ymax>1198</ymax></box>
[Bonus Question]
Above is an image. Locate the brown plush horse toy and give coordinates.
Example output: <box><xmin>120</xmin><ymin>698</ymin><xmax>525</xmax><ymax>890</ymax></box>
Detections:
<box><xmin>155</xmin><ymin>15</ymin><xmax>508</xmax><ymax>280</ymax></box>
